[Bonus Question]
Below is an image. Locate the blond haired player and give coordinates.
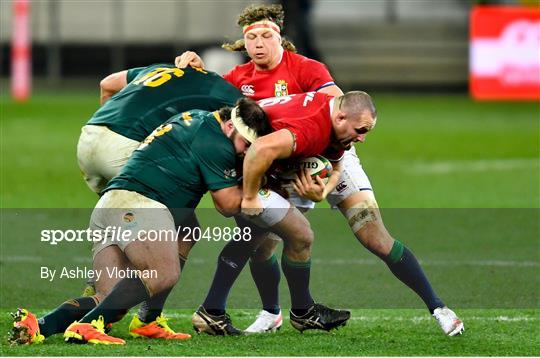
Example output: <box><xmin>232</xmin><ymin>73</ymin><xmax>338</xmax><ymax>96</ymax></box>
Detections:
<box><xmin>175</xmin><ymin>4</ymin><xmax>463</xmax><ymax>337</ymax></box>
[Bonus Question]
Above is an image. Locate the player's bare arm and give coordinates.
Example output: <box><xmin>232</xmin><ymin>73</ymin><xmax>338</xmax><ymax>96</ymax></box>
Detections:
<box><xmin>210</xmin><ymin>185</ymin><xmax>243</xmax><ymax>217</ymax></box>
<box><xmin>318</xmin><ymin>84</ymin><xmax>344</xmax><ymax>97</ymax></box>
<box><xmin>99</xmin><ymin>70</ymin><xmax>128</xmax><ymax>104</ymax></box>
<box><xmin>242</xmin><ymin>129</ymin><xmax>294</xmax><ymax>201</ymax></box>
<box><xmin>325</xmin><ymin>159</ymin><xmax>343</xmax><ymax>194</ymax></box>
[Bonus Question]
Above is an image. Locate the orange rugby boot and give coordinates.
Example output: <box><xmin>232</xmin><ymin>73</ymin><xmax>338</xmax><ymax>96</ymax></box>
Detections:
<box><xmin>129</xmin><ymin>314</ymin><xmax>191</xmax><ymax>340</ymax></box>
<box><xmin>8</xmin><ymin>308</ymin><xmax>45</xmax><ymax>345</ymax></box>
<box><xmin>64</xmin><ymin>316</ymin><xmax>125</xmax><ymax>345</ymax></box>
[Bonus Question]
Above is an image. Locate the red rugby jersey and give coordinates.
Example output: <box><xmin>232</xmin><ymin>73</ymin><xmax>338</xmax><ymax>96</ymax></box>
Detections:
<box><xmin>257</xmin><ymin>92</ymin><xmax>343</xmax><ymax>160</ymax></box>
<box><xmin>223</xmin><ymin>51</ymin><xmax>335</xmax><ymax>100</ymax></box>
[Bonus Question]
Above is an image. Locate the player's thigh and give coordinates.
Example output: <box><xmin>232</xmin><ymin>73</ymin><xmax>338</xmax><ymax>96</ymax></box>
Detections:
<box><xmin>93</xmin><ymin>245</ymin><xmax>130</xmax><ymax>298</ymax></box>
<box><xmin>93</xmin><ymin>190</ymin><xmax>180</xmax><ymax>293</ymax></box>
<box><xmin>176</xmin><ymin>212</ymin><xmax>200</xmax><ymax>260</ymax></box>
<box><xmin>123</xmin><ymin>209</ymin><xmax>179</xmax><ymax>274</ymax></box>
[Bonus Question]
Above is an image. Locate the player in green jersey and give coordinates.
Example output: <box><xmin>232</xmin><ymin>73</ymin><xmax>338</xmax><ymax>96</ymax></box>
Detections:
<box><xmin>9</xmin><ymin>100</ymin><xmax>271</xmax><ymax>345</ymax></box>
<box><xmin>76</xmin><ymin>63</ymin><xmax>245</xmax><ymax>335</ymax></box>
<box><xmin>77</xmin><ymin>64</ymin><xmax>242</xmax><ymax>194</ymax></box>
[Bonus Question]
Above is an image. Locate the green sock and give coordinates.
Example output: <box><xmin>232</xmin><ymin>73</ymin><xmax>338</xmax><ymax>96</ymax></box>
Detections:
<box><xmin>39</xmin><ymin>296</ymin><xmax>98</xmax><ymax>337</ymax></box>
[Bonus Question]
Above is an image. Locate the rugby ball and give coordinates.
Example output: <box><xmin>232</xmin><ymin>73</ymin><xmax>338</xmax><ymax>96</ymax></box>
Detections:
<box><xmin>279</xmin><ymin>155</ymin><xmax>333</xmax><ymax>184</ymax></box>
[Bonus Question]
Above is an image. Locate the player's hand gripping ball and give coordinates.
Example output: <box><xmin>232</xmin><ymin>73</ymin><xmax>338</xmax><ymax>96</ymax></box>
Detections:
<box><xmin>280</xmin><ymin>155</ymin><xmax>333</xmax><ymax>184</ymax></box>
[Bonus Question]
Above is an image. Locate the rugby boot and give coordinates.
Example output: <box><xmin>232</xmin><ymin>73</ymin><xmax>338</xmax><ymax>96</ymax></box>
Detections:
<box><xmin>192</xmin><ymin>305</ymin><xmax>243</xmax><ymax>336</ymax></box>
<box><xmin>245</xmin><ymin>309</ymin><xmax>283</xmax><ymax>334</ymax></box>
<box><xmin>129</xmin><ymin>314</ymin><xmax>191</xmax><ymax>340</ymax></box>
<box><xmin>433</xmin><ymin>307</ymin><xmax>464</xmax><ymax>336</ymax></box>
<box><xmin>290</xmin><ymin>303</ymin><xmax>350</xmax><ymax>332</ymax></box>
<box><xmin>64</xmin><ymin>316</ymin><xmax>125</xmax><ymax>345</ymax></box>
<box><xmin>8</xmin><ymin>308</ymin><xmax>45</xmax><ymax>345</ymax></box>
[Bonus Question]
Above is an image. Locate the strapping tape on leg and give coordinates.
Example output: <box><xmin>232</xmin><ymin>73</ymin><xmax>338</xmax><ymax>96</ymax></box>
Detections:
<box><xmin>345</xmin><ymin>200</ymin><xmax>378</xmax><ymax>233</ymax></box>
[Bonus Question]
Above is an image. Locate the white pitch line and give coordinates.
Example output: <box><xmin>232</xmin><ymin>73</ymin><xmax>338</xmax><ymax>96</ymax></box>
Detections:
<box><xmin>312</xmin><ymin>258</ymin><xmax>540</xmax><ymax>267</ymax></box>
<box><xmin>2</xmin><ymin>256</ymin><xmax>538</xmax><ymax>267</ymax></box>
<box><xmin>409</xmin><ymin>158</ymin><xmax>539</xmax><ymax>174</ymax></box>
<box><xmin>162</xmin><ymin>313</ymin><xmax>538</xmax><ymax>322</ymax></box>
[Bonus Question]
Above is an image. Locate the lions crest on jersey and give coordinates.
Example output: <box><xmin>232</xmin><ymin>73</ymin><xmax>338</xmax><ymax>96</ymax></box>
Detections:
<box><xmin>274</xmin><ymin>80</ymin><xmax>288</xmax><ymax>97</ymax></box>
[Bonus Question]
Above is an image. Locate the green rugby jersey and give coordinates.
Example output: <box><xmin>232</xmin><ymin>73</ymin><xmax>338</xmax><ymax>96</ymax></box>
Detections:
<box><xmin>105</xmin><ymin>110</ymin><xmax>239</xmax><ymax>213</ymax></box>
<box><xmin>87</xmin><ymin>64</ymin><xmax>242</xmax><ymax>141</ymax></box>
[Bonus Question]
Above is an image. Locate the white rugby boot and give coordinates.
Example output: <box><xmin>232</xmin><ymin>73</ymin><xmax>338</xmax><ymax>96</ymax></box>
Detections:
<box><xmin>432</xmin><ymin>307</ymin><xmax>464</xmax><ymax>336</ymax></box>
<box><xmin>244</xmin><ymin>310</ymin><xmax>283</xmax><ymax>334</ymax></box>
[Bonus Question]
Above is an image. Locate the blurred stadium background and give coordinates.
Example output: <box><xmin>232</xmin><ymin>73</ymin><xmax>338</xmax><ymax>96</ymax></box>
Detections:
<box><xmin>0</xmin><ymin>0</ymin><xmax>538</xmax><ymax>355</ymax></box>
<box><xmin>0</xmin><ymin>0</ymin><xmax>536</xmax><ymax>91</ymax></box>
<box><xmin>0</xmin><ymin>0</ymin><xmax>484</xmax><ymax>90</ymax></box>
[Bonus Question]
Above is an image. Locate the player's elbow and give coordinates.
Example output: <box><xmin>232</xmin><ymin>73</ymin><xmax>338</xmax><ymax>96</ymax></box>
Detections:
<box><xmin>99</xmin><ymin>71</ymin><xmax>127</xmax><ymax>104</ymax></box>
<box><xmin>100</xmin><ymin>75</ymin><xmax>117</xmax><ymax>93</ymax></box>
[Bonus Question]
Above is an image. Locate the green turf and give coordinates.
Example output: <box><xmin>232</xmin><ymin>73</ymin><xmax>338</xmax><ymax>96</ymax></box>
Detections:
<box><xmin>1</xmin><ymin>309</ymin><xmax>538</xmax><ymax>356</ymax></box>
<box><xmin>1</xmin><ymin>93</ymin><xmax>539</xmax><ymax>208</ymax></box>
<box><xmin>1</xmin><ymin>91</ymin><xmax>538</xmax><ymax>356</ymax></box>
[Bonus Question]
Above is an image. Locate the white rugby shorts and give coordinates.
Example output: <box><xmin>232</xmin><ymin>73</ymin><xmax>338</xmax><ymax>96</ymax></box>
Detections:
<box><xmin>90</xmin><ymin>189</ymin><xmax>175</xmax><ymax>258</ymax></box>
<box><xmin>241</xmin><ymin>188</ymin><xmax>291</xmax><ymax>228</ymax></box>
<box><xmin>77</xmin><ymin>125</ymin><xmax>140</xmax><ymax>193</ymax></box>
<box><xmin>326</xmin><ymin>147</ymin><xmax>373</xmax><ymax>208</ymax></box>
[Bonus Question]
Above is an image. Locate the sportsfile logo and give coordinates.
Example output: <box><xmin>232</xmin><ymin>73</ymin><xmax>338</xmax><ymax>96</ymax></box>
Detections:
<box><xmin>240</xmin><ymin>84</ymin><xmax>255</xmax><ymax>96</ymax></box>
<box><xmin>40</xmin><ymin>225</ymin><xmax>253</xmax><ymax>245</ymax></box>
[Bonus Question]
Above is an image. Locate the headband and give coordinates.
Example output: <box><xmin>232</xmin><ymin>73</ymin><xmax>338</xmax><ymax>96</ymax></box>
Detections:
<box><xmin>231</xmin><ymin>107</ymin><xmax>258</xmax><ymax>143</ymax></box>
<box><xmin>243</xmin><ymin>20</ymin><xmax>281</xmax><ymax>36</ymax></box>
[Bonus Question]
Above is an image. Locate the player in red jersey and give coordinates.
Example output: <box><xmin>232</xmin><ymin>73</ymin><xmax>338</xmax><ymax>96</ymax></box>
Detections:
<box><xmin>176</xmin><ymin>4</ymin><xmax>463</xmax><ymax>336</ymax></box>
<box><xmin>192</xmin><ymin>90</ymin><xmax>375</xmax><ymax>335</ymax></box>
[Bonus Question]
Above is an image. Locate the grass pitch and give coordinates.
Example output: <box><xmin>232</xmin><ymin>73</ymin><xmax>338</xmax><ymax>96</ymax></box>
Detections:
<box><xmin>1</xmin><ymin>90</ymin><xmax>538</xmax><ymax>356</ymax></box>
<box><xmin>1</xmin><ymin>309</ymin><xmax>538</xmax><ymax>356</ymax></box>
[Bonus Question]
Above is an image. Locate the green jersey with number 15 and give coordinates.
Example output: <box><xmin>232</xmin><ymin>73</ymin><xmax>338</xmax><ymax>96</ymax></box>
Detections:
<box><xmin>87</xmin><ymin>64</ymin><xmax>242</xmax><ymax>141</ymax></box>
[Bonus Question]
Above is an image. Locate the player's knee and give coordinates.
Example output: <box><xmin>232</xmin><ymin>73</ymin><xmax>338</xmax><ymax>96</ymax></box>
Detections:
<box><xmin>354</xmin><ymin>219</ymin><xmax>394</xmax><ymax>257</ymax></box>
<box><xmin>345</xmin><ymin>199</ymin><xmax>379</xmax><ymax>234</ymax></box>
<box><xmin>251</xmin><ymin>235</ymin><xmax>279</xmax><ymax>262</ymax></box>
<box><xmin>161</xmin><ymin>270</ymin><xmax>180</xmax><ymax>291</ymax></box>
<box><xmin>146</xmin><ymin>269</ymin><xmax>179</xmax><ymax>296</ymax></box>
<box><xmin>141</xmin><ymin>256</ymin><xmax>180</xmax><ymax>295</ymax></box>
<box><xmin>162</xmin><ymin>260</ymin><xmax>181</xmax><ymax>286</ymax></box>
<box><xmin>287</xmin><ymin>226</ymin><xmax>313</xmax><ymax>255</ymax></box>
<box><xmin>363</xmin><ymin>232</ymin><xmax>393</xmax><ymax>258</ymax></box>
<box><xmin>295</xmin><ymin>225</ymin><xmax>314</xmax><ymax>249</ymax></box>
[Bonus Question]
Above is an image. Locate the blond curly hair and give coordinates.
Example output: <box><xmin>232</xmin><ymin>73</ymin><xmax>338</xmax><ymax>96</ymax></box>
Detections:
<box><xmin>222</xmin><ymin>4</ymin><xmax>297</xmax><ymax>53</ymax></box>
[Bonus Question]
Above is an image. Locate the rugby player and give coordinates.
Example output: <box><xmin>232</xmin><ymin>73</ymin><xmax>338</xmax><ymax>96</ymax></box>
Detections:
<box><xmin>73</xmin><ymin>64</ymin><xmax>244</xmax><ymax>339</ymax></box>
<box><xmin>78</xmin><ymin>64</ymin><xmax>242</xmax><ymax>194</ymax></box>
<box><xmin>78</xmin><ymin>63</ymin><xmax>242</xmax><ymax>278</ymax></box>
<box><xmin>9</xmin><ymin>100</ymin><xmax>271</xmax><ymax>345</ymax></box>
<box><xmin>191</xmin><ymin>91</ymin><xmax>369</xmax><ymax>335</ymax></box>
<box><xmin>176</xmin><ymin>3</ymin><xmax>463</xmax><ymax>336</ymax></box>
